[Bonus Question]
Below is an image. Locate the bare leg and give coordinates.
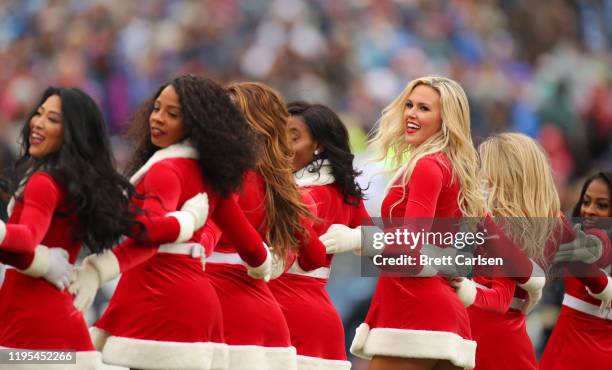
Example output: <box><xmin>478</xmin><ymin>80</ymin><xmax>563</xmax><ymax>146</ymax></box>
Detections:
<box><xmin>432</xmin><ymin>360</ymin><xmax>463</xmax><ymax>370</ymax></box>
<box><xmin>369</xmin><ymin>355</ymin><xmax>437</xmax><ymax>370</ymax></box>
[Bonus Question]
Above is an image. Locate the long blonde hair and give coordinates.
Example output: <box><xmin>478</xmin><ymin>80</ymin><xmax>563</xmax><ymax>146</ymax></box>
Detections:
<box><xmin>479</xmin><ymin>133</ymin><xmax>561</xmax><ymax>261</ymax></box>
<box><xmin>369</xmin><ymin>76</ymin><xmax>485</xmax><ymax>217</ymax></box>
<box><xmin>226</xmin><ymin>82</ymin><xmax>311</xmax><ymax>260</ymax></box>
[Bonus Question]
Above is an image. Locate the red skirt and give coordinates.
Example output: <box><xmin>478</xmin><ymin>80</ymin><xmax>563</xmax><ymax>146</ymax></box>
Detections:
<box><xmin>207</xmin><ymin>262</ymin><xmax>297</xmax><ymax>370</ymax></box>
<box><xmin>351</xmin><ymin>276</ymin><xmax>476</xmax><ymax>369</ymax></box>
<box><xmin>540</xmin><ymin>305</ymin><xmax>612</xmax><ymax>370</ymax></box>
<box><xmin>269</xmin><ymin>273</ymin><xmax>350</xmax><ymax>370</ymax></box>
<box><xmin>467</xmin><ymin>307</ymin><xmax>536</xmax><ymax>369</ymax></box>
<box><xmin>0</xmin><ymin>269</ymin><xmax>93</xmax><ymax>351</ymax></box>
<box><xmin>93</xmin><ymin>253</ymin><xmax>226</xmax><ymax>370</ymax></box>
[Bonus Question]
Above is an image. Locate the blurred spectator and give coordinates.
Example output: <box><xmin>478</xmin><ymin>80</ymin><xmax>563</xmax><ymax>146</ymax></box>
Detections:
<box><xmin>1</xmin><ymin>0</ymin><xmax>611</xmax><ymax>362</ymax></box>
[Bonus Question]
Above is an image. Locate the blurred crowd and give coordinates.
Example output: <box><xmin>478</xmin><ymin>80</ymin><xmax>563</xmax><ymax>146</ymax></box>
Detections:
<box><xmin>0</xmin><ymin>0</ymin><xmax>611</xmax><ymax>364</ymax></box>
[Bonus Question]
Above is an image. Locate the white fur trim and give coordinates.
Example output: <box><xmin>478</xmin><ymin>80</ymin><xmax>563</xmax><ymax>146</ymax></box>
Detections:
<box><xmin>5</xmin><ymin>197</ymin><xmax>14</xmax><ymax>218</ymax></box>
<box><xmin>456</xmin><ymin>278</ymin><xmax>477</xmax><ymax>307</ymax></box>
<box><xmin>89</xmin><ymin>326</ymin><xmax>110</xmax><ymax>351</ymax></box>
<box><xmin>246</xmin><ymin>243</ymin><xmax>272</xmax><ymax>282</ymax></box>
<box><xmin>19</xmin><ymin>245</ymin><xmax>50</xmax><ymax>277</ymax></box>
<box><xmin>350</xmin><ymin>323</ymin><xmax>476</xmax><ymax>369</ymax></box>
<box><xmin>297</xmin><ymin>355</ymin><xmax>351</xmax><ymax>370</ymax></box>
<box><xmin>168</xmin><ymin>211</ymin><xmax>196</xmax><ymax>243</ymax></box>
<box><xmin>102</xmin><ymin>335</ymin><xmax>224</xmax><ymax>370</ymax></box>
<box><xmin>294</xmin><ymin>160</ymin><xmax>335</xmax><ymax>187</ymax></box>
<box><xmin>86</xmin><ymin>250</ymin><xmax>120</xmax><ymax>285</ymax></box>
<box><xmin>517</xmin><ymin>259</ymin><xmax>546</xmax><ymax>293</ymax></box>
<box><xmin>0</xmin><ymin>348</ymin><xmax>117</xmax><ymax>370</ymax></box>
<box><xmin>587</xmin><ymin>275</ymin><xmax>612</xmax><ymax>301</ymax></box>
<box><xmin>0</xmin><ymin>220</ymin><xmax>6</xmax><ymax>246</ymax></box>
<box><xmin>129</xmin><ymin>141</ymin><xmax>199</xmax><ymax>185</ymax></box>
<box><xmin>228</xmin><ymin>345</ymin><xmax>297</xmax><ymax>370</ymax></box>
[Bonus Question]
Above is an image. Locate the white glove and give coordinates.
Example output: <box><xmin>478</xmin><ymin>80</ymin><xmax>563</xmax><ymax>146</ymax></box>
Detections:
<box><xmin>521</xmin><ymin>287</ymin><xmax>542</xmax><ymax>315</ymax></box>
<box><xmin>69</xmin><ymin>264</ymin><xmax>100</xmax><ymax>312</ymax></box>
<box><xmin>43</xmin><ymin>248</ymin><xmax>73</xmax><ymax>290</ymax></box>
<box><xmin>68</xmin><ymin>250</ymin><xmax>120</xmax><ymax>312</ymax></box>
<box><xmin>554</xmin><ymin>224</ymin><xmax>602</xmax><ymax>264</ymax></box>
<box><xmin>586</xmin><ymin>275</ymin><xmax>612</xmax><ymax>315</ymax></box>
<box><xmin>450</xmin><ymin>277</ymin><xmax>477</xmax><ymax>307</ymax></box>
<box><xmin>181</xmin><ymin>192</ymin><xmax>209</xmax><ymax>230</ymax></box>
<box><xmin>269</xmin><ymin>252</ymin><xmax>287</xmax><ymax>280</ymax></box>
<box><xmin>246</xmin><ymin>243</ymin><xmax>272</xmax><ymax>282</ymax></box>
<box><xmin>320</xmin><ymin>224</ymin><xmax>361</xmax><ymax>254</ymax></box>
<box><xmin>517</xmin><ymin>259</ymin><xmax>546</xmax><ymax>315</ymax></box>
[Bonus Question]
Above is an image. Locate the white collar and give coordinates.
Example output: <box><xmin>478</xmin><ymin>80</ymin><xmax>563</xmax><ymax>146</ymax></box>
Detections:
<box><xmin>129</xmin><ymin>141</ymin><xmax>199</xmax><ymax>185</ymax></box>
<box><xmin>294</xmin><ymin>159</ymin><xmax>335</xmax><ymax>187</ymax></box>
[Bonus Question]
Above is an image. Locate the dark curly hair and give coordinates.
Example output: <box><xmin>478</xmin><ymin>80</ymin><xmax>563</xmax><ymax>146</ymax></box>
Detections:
<box><xmin>125</xmin><ymin>74</ymin><xmax>259</xmax><ymax>197</ymax></box>
<box><xmin>287</xmin><ymin>101</ymin><xmax>365</xmax><ymax>206</ymax></box>
<box><xmin>572</xmin><ymin>170</ymin><xmax>612</xmax><ymax>217</ymax></box>
<box><xmin>13</xmin><ymin>86</ymin><xmax>143</xmax><ymax>254</ymax></box>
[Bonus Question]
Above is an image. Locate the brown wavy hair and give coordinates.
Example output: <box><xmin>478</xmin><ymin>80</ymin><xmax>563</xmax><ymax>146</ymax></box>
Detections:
<box><xmin>226</xmin><ymin>82</ymin><xmax>312</xmax><ymax>260</ymax></box>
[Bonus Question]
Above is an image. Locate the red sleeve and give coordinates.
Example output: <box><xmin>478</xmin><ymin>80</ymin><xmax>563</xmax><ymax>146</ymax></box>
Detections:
<box><xmin>113</xmin><ymin>163</ymin><xmax>184</xmax><ymax>271</ymax></box>
<box><xmin>350</xmin><ymin>198</ymin><xmax>373</xmax><ymax>228</ymax></box>
<box><xmin>0</xmin><ymin>251</ymin><xmax>35</xmax><ymax>270</ymax></box>
<box><xmin>211</xmin><ymin>195</ymin><xmax>267</xmax><ymax>267</ymax></box>
<box><xmin>403</xmin><ymin>157</ymin><xmax>444</xmax><ymax>222</ymax></box>
<box><xmin>0</xmin><ymin>173</ymin><xmax>61</xmax><ymax>253</ymax></box>
<box><xmin>130</xmin><ymin>162</ymin><xmax>183</xmax><ymax>244</ymax></box>
<box><xmin>471</xmin><ymin>277</ymin><xmax>516</xmax><ymax>314</ymax></box>
<box><xmin>565</xmin><ymin>261</ymin><xmax>610</xmax><ymax>293</ymax></box>
<box><xmin>380</xmin><ymin>158</ymin><xmax>444</xmax><ymax>274</ymax></box>
<box><xmin>295</xmin><ymin>193</ymin><xmax>326</xmax><ymax>271</ymax></box>
<box><xmin>477</xmin><ymin>216</ymin><xmax>534</xmax><ymax>283</ymax></box>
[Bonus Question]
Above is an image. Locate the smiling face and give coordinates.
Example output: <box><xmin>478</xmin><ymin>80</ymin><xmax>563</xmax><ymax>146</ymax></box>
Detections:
<box><xmin>149</xmin><ymin>85</ymin><xmax>186</xmax><ymax>148</ymax></box>
<box><xmin>580</xmin><ymin>178</ymin><xmax>611</xmax><ymax>227</ymax></box>
<box><xmin>403</xmin><ymin>84</ymin><xmax>443</xmax><ymax>147</ymax></box>
<box><xmin>28</xmin><ymin>95</ymin><xmax>64</xmax><ymax>159</ymax></box>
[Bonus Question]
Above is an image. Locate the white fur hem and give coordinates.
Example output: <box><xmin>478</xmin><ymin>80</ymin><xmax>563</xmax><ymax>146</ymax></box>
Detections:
<box><xmin>101</xmin><ymin>335</ymin><xmax>226</xmax><ymax>370</ymax></box>
<box><xmin>350</xmin><ymin>323</ymin><xmax>476</xmax><ymax>369</ymax></box>
<box><xmin>228</xmin><ymin>345</ymin><xmax>297</xmax><ymax>370</ymax></box>
<box><xmin>0</xmin><ymin>348</ymin><xmax>125</xmax><ymax>370</ymax></box>
<box><xmin>89</xmin><ymin>326</ymin><xmax>110</xmax><ymax>351</ymax></box>
<box><xmin>297</xmin><ymin>354</ymin><xmax>351</xmax><ymax>370</ymax></box>
<box><xmin>19</xmin><ymin>245</ymin><xmax>50</xmax><ymax>277</ymax></box>
<box><xmin>168</xmin><ymin>211</ymin><xmax>195</xmax><ymax>243</ymax></box>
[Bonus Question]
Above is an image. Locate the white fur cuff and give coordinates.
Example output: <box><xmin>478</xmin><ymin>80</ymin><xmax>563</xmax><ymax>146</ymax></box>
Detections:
<box><xmin>456</xmin><ymin>279</ymin><xmax>477</xmax><ymax>307</ymax></box>
<box><xmin>168</xmin><ymin>211</ymin><xmax>195</xmax><ymax>243</ymax></box>
<box><xmin>19</xmin><ymin>245</ymin><xmax>51</xmax><ymax>277</ymax></box>
<box><xmin>86</xmin><ymin>250</ymin><xmax>120</xmax><ymax>284</ymax></box>
<box><xmin>517</xmin><ymin>259</ymin><xmax>546</xmax><ymax>292</ymax></box>
<box><xmin>587</xmin><ymin>275</ymin><xmax>612</xmax><ymax>301</ymax></box>
<box><xmin>0</xmin><ymin>220</ymin><xmax>6</xmax><ymax>246</ymax></box>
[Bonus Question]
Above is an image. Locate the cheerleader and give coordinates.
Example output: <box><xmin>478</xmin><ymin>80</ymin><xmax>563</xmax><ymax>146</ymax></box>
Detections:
<box><xmin>266</xmin><ymin>101</ymin><xmax>370</xmax><ymax>370</ymax></box>
<box><xmin>0</xmin><ymin>87</ymin><xmax>162</xmax><ymax>370</ymax></box>
<box><xmin>70</xmin><ymin>75</ymin><xmax>271</xmax><ymax>370</ymax></box>
<box><xmin>539</xmin><ymin>170</ymin><xmax>612</xmax><ymax>370</ymax></box>
<box><xmin>205</xmin><ymin>82</ymin><xmax>327</xmax><ymax>370</ymax></box>
<box><xmin>346</xmin><ymin>76</ymin><xmax>485</xmax><ymax>370</ymax></box>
